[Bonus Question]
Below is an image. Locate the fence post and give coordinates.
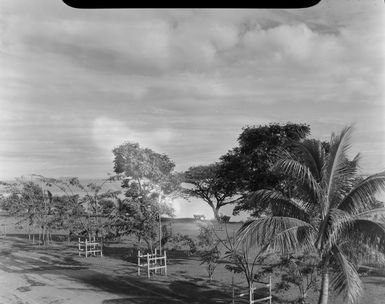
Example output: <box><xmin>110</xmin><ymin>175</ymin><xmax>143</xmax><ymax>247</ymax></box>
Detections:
<box><xmin>164</xmin><ymin>251</ymin><xmax>167</xmax><ymax>276</ymax></box>
<box><xmin>269</xmin><ymin>276</ymin><xmax>272</xmax><ymax>304</ymax></box>
<box><xmin>249</xmin><ymin>283</ymin><xmax>253</xmax><ymax>304</ymax></box>
<box><xmin>147</xmin><ymin>253</ymin><xmax>150</xmax><ymax>278</ymax></box>
<box><xmin>138</xmin><ymin>250</ymin><xmax>141</xmax><ymax>276</ymax></box>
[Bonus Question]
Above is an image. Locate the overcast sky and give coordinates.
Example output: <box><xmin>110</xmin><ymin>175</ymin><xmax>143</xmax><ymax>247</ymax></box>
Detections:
<box><xmin>1</xmin><ymin>1</ymin><xmax>384</xmax><ymax>217</ymax></box>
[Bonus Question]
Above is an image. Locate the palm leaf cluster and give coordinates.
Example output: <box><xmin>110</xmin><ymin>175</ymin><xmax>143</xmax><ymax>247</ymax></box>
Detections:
<box><xmin>238</xmin><ymin>126</ymin><xmax>385</xmax><ymax>304</ymax></box>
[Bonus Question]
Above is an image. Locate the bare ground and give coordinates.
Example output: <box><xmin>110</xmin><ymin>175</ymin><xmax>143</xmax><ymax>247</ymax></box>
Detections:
<box><xmin>0</xmin><ymin>231</ymin><xmax>384</xmax><ymax>304</ymax></box>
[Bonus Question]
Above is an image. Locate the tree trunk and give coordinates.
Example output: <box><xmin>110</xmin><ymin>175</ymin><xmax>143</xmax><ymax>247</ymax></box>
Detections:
<box><xmin>318</xmin><ymin>261</ymin><xmax>329</xmax><ymax>304</ymax></box>
<box><xmin>212</xmin><ymin>206</ymin><xmax>220</xmax><ymax>221</ymax></box>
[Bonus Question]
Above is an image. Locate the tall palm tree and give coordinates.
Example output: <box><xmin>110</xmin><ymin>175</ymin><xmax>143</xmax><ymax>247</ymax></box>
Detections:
<box><xmin>238</xmin><ymin>126</ymin><xmax>385</xmax><ymax>304</ymax></box>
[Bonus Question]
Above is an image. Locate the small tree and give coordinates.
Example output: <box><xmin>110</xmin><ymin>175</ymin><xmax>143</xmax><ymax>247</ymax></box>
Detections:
<box><xmin>200</xmin><ymin>246</ymin><xmax>220</xmax><ymax>282</ymax></box>
<box><xmin>275</xmin><ymin>254</ymin><xmax>320</xmax><ymax>304</ymax></box>
<box><xmin>198</xmin><ymin>225</ymin><xmax>221</xmax><ymax>281</ymax></box>
<box><xmin>213</xmin><ymin>223</ymin><xmax>271</xmax><ymax>302</ymax></box>
<box><xmin>1</xmin><ymin>181</ymin><xmax>53</xmax><ymax>245</ymax></box>
<box><xmin>36</xmin><ymin>175</ymin><xmax>120</xmax><ymax>240</ymax></box>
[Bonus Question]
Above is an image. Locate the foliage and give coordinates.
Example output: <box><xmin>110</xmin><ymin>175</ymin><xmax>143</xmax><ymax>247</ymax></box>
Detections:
<box><xmin>107</xmin><ymin>187</ymin><xmax>174</xmax><ymax>250</ymax></box>
<box><xmin>1</xmin><ymin>182</ymin><xmax>44</xmax><ymax>225</ymax></box>
<box><xmin>200</xmin><ymin>246</ymin><xmax>220</xmax><ymax>281</ymax></box>
<box><xmin>0</xmin><ymin>180</ymin><xmax>61</xmax><ymax>244</ymax></box>
<box><xmin>110</xmin><ymin>142</ymin><xmax>181</xmax><ymax>251</ymax></box>
<box><xmin>219</xmin><ymin>215</ymin><xmax>231</xmax><ymax>223</ymax></box>
<box><xmin>183</xmin><ymin>163</ymin><xmax>240</xmax><ymax>220</ymax></box>
<box><xmin>167</xmin><ymin>233</ymin><xmax>197</xmax><ymax>254</ymax></box>
<box><xmin>218</xmin><ymin>122</ymin><xmax>311</xmax><ymax>216</ymax></box>
<box><xmin>238</xmin><ymin>126</ymin><xmax>385</xmax><ymax>304</ymax></box>
<box><xmin>275</xmin><ymin>254</ymin><xmax>320</xmax><ymax>304</ymax></box>
<box><xmin>196</xmin><ymin>225</ymin><xmax>221</xmax><ymax>281</ymax></box>
<box><xmin>112</xmin><ymin>142</ymin><xmax>182</xmax><ymax>196</ymax></box>
<box><xmin>217</xmin><ymin>223</ymin><xmax>271</xmax><ymax>289</ymax></box>
<box><xmin>34</xmin><ymin>175</ymin><xmax>120</xmax><ymax>238</ymax></box>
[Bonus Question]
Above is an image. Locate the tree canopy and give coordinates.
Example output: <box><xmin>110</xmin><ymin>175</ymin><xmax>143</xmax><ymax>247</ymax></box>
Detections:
<box><xmin>111</xmin><ymin>142</ymin><xmax>181</xmax><ymax>250</ymax></box>
<box><xmin>183</xmin><ymin>163</ymin><xmax>240</xmax><ymax>220</ymax></box>
<box><xmin>219</xmin><ymin>122</ymin><xmax>311</xmax><ymax>216</ymax></box>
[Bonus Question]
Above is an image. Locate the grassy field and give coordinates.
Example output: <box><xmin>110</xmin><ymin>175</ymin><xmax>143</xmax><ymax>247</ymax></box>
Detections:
<box><xmin>0</xmin><ymin>216</ymin><xmax>385</xmax><ymax>304</ymax></box>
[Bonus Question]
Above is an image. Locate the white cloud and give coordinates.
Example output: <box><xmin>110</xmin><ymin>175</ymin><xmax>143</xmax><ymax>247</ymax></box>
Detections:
<box><xmin>92</xmin><ymin>117</ymin><xmax>177</xmax><ymax>156</ymax></box>
<box><xmin>1</xmin><ymin>1</ymin><xmax>385</xmax><ymax>181</ymax></box>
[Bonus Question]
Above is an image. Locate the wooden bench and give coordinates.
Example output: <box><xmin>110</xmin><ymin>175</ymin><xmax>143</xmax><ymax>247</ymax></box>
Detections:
<box><xmin>193</xmin><ymin>214</ymin><xmax>206</xmax><ymax>221</ymax></box>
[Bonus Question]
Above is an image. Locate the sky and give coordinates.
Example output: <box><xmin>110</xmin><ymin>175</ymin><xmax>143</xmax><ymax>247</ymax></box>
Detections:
<box><xmin>1</xmin><ymin>1</ymin><xmax>384</xmax><ymax>218</ymax></box>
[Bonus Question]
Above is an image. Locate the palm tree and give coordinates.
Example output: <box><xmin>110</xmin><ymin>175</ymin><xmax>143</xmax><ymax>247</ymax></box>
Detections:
<box><xmin>238</xmin><ymin>126</ymin><xmax>385</xmax><ymax>304</ymax></box>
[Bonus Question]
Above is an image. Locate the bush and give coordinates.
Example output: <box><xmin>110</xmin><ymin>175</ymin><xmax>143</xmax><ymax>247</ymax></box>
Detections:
<box><xmin>167</xmin><ymin>233</ymin><xmax>197</xmax><ymax>254</ymax></box>
<box><xmin>219</xmin><ymin>215</ymin><xmax>230</xmax><ymax>223</ymax></box>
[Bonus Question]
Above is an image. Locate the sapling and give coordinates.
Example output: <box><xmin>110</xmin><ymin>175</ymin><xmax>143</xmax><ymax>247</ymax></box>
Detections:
<box><xmin>275</xmin><ymin>254</ymin><xmax>319</xmax><ymax>304</ymax></box>
<box><xmin>200</xmin><ymin>246</ymin><xmax>220</xmax><ymax>282</ymax></box>
<box><xmin>198</xmin><ymin>225</ymin><xmax>221</xmax><ymax>281</ymax></box>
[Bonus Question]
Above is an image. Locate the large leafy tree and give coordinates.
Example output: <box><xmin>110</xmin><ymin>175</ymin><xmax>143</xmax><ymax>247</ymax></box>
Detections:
<box><xmin>111</xmin><ymin>142</ymin><xmax>181</xmax><ymax>251</ymax></box>
<box><xmin>238</xmin><ymin>126</ymin><xmax>385</xmax><ymax>304</ymax></box>
<box><xmin>183</xmin><ymin>163</ymin><xmax>240</xmax><ymax>221</ymax></box>
<box><xmin>219</xmin><ymin>122</ymin><xmax>311</xmax><ymax>216</ymax></box>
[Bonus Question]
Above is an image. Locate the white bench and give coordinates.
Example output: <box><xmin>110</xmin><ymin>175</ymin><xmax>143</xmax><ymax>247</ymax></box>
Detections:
<box><xmin>193</xmin><ymin>214</ymin><xmax>206</xmax><ymax>221</ymax></box>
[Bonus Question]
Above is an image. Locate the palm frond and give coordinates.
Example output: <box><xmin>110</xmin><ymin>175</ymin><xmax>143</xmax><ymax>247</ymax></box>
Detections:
<box><xmin>324</xmin><ymin>126</ymin><xmax>353</xmax><ymax>213</ymax></box>
<box><xmin>269</xmin><ymin>224</ymin><xmax>316</xmax><ymax>254</ymax></box>
<box><xmin>328</xmin><ymin>154</ymin><xmax>361</xmax><ymax>209</ymax></box>
<box><xmin>237</xmin><ymin>217</ymin><xmax>315</xmax><ymax>255</ymax></box>
<box><xmin>330</xmin><ymin>245</ymin><xmax>363</xmax><ymax>304</ymax></box>
<box><xmin>245</xmin><ymin>189</ymin><xmax>311</xmax><ymax>222</ymax></box>
<box><xmin>273</xmin><ymin>158</ymin><xmax>322</xmax><ymax>202</ymax></box>
<box><xmin>287</xmin><ymin>139</ymin><xmax>325</xmax><ymax>181</ymax></box>
<box><xmin>338</xmin><ymin>172</ymin><xmax>385</xmax><ymax>214</ymax></box>
<box><xmin>355</xmin><ymin>207</ymin><xmax>385</xmax><ymax>221</ymax></box>
<box><xmin>324</xmin><ymin>208</ymin><xmax>354</xmax><ymax>250</ymax></box>
<box><xmin>345</xmin><ymin>217</ymin><xmax>385</xmax><ymax>253</ymax></box>
<box><xmin>340</xmin><ymin>237</ymin><xmax>385</xmax><ymax>267</ymax></box>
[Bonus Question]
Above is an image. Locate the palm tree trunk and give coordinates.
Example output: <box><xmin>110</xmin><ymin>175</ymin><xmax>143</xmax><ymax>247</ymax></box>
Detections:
<box><xmin>318</xmin><ymin>261</ymin><xmax>330</xmax><ymax>304</ymax></box>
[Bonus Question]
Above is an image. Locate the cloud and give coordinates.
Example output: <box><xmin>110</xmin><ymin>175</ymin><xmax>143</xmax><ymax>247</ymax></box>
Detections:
<box><xmin>0</xmin><ymin>1</ymin><xmax>384</xmax><ymax>181</ymax></box>
<box><xmin>92</xmin><ymin>116</ymin><xmax>177</xmax><ymax>156</ymax></box>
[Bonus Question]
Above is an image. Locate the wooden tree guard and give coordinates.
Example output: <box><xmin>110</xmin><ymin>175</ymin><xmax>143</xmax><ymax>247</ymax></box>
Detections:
<box><xmin>137</xmin><ymin>249</ymin><xmax>167</xmax><ymax>278</ymax></box>
<box><xmin>239</xmin><ymin>276</ymin><xmax>272</xmax><ymax>304</ymax></box>
<box><xmin>78</xmin><ymin>237</ymin><xmax>103</xmax><ymax>257</ymax></box>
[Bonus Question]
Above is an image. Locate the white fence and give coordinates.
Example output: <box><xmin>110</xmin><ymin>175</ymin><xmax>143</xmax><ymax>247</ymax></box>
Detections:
<box><xmin>137</xmin><ymin>249</ymin><xmax>167</xmax><ymax>278</ymax></box>
<box><xmin>78</xmin><ymin>237</ymin><xmax>103</xmax><ymax>257</ymax></box>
